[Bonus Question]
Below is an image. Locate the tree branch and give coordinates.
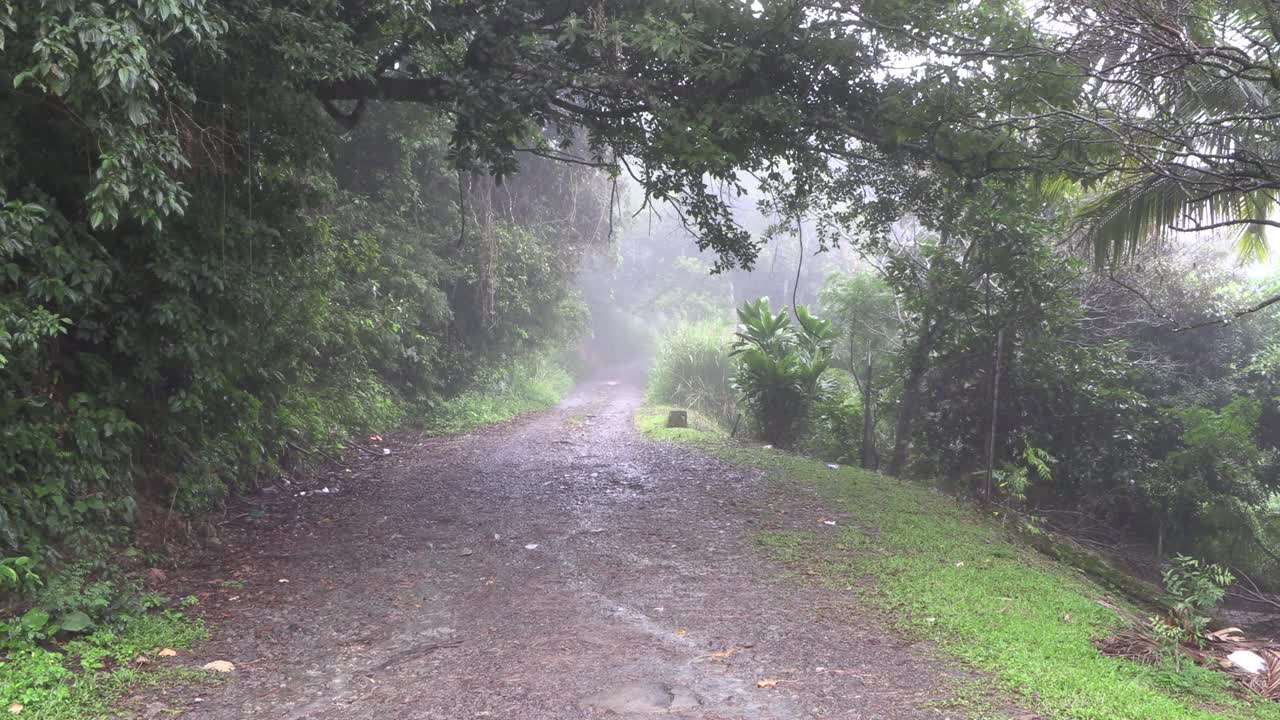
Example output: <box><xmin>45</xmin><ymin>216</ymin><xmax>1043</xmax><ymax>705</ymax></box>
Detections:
<box><xmin>313</xmin><ymin>76</ymin><xmax>455</xmax><ymax>104</ymax></box>
<box><xmin>1172</xmin><ymin>293</ymin><xmax>1280</xmax><ymax>333</ymax></box>
<box><xmin>1168</xmin><ymin>218</ymin><xmax>1280</xmax><ymax>233</ymax></box>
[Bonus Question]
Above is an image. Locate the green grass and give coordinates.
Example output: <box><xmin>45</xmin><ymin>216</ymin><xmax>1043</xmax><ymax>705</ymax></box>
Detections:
<box><xmin>636</xmin><ymin>405</ymin><xmax>1280</xmax><ymax>720</ymax></box>
<box><xmin>423</xmin><ymin>357</ymin><xmax>573</xmax><ymax>435</ymax></box>
<box><xmin>1</xmin><ymin>609</ymin><xmax>209</xmax><ymax>718</ymax></box>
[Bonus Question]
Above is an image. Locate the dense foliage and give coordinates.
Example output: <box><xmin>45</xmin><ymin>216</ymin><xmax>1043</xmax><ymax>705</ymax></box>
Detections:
<box><xmin>1</xmin><ymin>2</ymin><xmax>600</xmax><ymax>606</ymax></box>
<box><xmin>729</xmin><ymin>299</ymin><xmax>836</xmax><ymax>447</ymax></box>
<box><xmin>6</xmin><ymin>1</ymin><xmax>1280</xmax><ymax>713</ymax></box>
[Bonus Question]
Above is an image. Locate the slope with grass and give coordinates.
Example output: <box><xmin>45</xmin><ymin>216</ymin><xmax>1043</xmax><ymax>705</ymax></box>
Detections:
<box><xmin>422</xmin><ymin>357</ymin><xmax>574</xmax><ymax>435</ymax></box>
<box><xmin>636</xmin><ymin>406</ymin><xmax>1279</xmax><ymax>720</ymax></box>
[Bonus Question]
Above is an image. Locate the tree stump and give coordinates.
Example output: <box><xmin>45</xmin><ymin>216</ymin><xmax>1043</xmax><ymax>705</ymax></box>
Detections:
<box><xmin>666</xmin><ymin>410</ymin><xmax>688</xmax><ymax>428</ymax></box>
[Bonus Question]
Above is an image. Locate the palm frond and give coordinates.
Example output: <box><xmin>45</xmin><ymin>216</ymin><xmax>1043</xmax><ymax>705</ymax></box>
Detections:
<box><xmin>1233</xmin><ymin>190</ymin><xmax>1273</xmax><ymax>264</ymax></box>
<box><xmin>1080</xmin><ymin>177</ymin><xmax>1275</xmax><ymax>265</ymax></box>
<box><xmin>1078</xmin><ymin>175</ymin><xmax>1190</xmax><ymax>265</ymax></box>
<box><xmin>1036</xmin><ymin>173</ymin><xmax>1078</xmax><ymax>206</ymax></box>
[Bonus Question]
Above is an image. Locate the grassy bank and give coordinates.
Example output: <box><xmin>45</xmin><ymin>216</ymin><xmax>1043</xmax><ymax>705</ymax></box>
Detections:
<box><xmin>636</xmin><ymin>406</ymin><xmax>1278</xmax><ymax>720</ymax></box>
<box><xmin>422</xmin><ymin>357</ymin><xmax>574</xmax><ymax>435</ymax></box>
<box><xmin>0</xmin><ymin>604</ymin><xmax>208</xmax><ymax>719</ymax></box>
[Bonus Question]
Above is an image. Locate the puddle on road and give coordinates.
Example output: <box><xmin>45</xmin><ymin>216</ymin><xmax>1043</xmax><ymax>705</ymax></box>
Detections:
<box><xmin>580</xmin><ymin>681</ymin><xmax>700</xmax><ymax>714</ymax></box>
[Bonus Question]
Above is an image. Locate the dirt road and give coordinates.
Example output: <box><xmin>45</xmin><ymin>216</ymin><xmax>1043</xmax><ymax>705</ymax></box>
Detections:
<box><xmin>161</xmin><ymin>379</ymin><xmax>969</xmax><ymax>719</ymax></box>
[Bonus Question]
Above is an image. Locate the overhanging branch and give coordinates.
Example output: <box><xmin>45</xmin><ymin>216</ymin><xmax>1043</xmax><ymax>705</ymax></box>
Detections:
<box><xmin>313</xmin><ymin>76</ymin><xmax>455</xmax><ymax>104</ymax></box>
<box><xmin>1172</xmin><ymin>292</ymin><xmax>1280</xmax><ymax>333</ymax></box>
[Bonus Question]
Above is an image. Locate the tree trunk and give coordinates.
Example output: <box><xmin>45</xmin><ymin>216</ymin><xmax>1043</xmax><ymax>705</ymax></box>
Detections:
<box><xmin>861</xmin><ymin>351</ymin><xmax>877</xmax><ymax>470</ymax></box>
<box><xmin>983</xmin><ymin>328</ymin><xmax>1004</xmax><ymax>502</ymax></box>
<box><xmin>888</xmin><ymin>320</ymin><xmax>936</xmax><ymax>477</ymax></box>
<box><xmin>888</xmin><ymin>225</ymin><xmax>954</xmax><ymax>478</ymax></box>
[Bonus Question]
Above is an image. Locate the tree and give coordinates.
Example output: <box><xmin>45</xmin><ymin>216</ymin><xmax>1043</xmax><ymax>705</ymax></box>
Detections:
<box><xmin>297</xmin><ymin>0</ymin><xmax>885</xmax><ymax>270</ymax></box>
<box><xmin>914</xmin><ymin>0</ymin><xmax>1280</xmax><ymax>267</ymax></box>
<box><xmin>819</xmin><ymin>270</ymin><xmax>901</xmax><ymax>468</ymax></box>
<box><xmin>1144</xmin><ymin>398</ymin><xmax>1274</xmax><ymax>558</ymax></box>
<box><xmin>0</xmin><ymin>1</ymin><xmax>605</xmax><ymax>565</ymax></box>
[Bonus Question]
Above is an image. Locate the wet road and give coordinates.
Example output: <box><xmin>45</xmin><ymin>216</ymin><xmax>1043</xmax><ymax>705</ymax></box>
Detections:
<box><xmin>163</xmin><ymin>379</ymin><xmax>965</xmax><ymax>719</ymax></box>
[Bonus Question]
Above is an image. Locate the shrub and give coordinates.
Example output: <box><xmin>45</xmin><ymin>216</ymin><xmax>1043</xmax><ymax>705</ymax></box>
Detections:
<box><xmin>808</xmin><ymin>370</ymin><xmax>863</xmax><ymax>462</ymax></box>
<box><xmin>730</xmin><ymin>298</ymin><xmax>836</xmax><ymax>447</ymax></box>
<box><xmin>422</xmin><ymin>355</ymin><xmax>573</xmax><ymax>435</ymax></box>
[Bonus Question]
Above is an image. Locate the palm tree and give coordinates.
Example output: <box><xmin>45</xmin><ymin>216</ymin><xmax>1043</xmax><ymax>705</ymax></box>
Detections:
<box><xmin>1062</xmin><ymin>0</ymin><xmax>1280</xmax><ymax>265</ymax></box>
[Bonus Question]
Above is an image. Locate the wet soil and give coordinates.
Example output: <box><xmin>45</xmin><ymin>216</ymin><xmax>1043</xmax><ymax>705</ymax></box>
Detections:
<box><xmin>149</xmin><ymin>379</ymin><xmax>987</xmax><ymax>719</ymax></box>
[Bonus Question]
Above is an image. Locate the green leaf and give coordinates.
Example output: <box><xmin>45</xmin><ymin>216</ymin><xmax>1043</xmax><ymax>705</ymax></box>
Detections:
<box><xmin>59</xmin><ymin>610</ymin><xmax>92</xmax><ymax>632</ymax></box>
<box><xmin>20</xmin><ymin>608</ymin><xmax>49</xmax><ymax>632</ymax></box>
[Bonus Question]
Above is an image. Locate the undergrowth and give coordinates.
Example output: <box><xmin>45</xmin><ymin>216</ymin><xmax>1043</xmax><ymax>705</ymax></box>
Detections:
<box><xmin>422</xmin><ymin>356</ymin><xmax>573</xmax><ymax>435</ymax></box>
<box><xmin>636</xmin><ymin>405</ymin><xmax>1280</xmax><ymax>720</ymax></box>
<box><xmin>0</xmin><ymin>602</ymin><xmax>207</xmax><ymax>718</ymax></box>
<box><xmin>646</xmin><ymin>321</ymin><xmax>736</xmax><ymax>427</ymax></box>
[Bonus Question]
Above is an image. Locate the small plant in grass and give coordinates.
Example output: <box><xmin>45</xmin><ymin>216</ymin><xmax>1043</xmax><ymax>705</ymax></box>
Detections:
<box><xmin>0</xmin><ymin>557</ymin><xmax>42</xmax><ymax>594</ymax></box>
<box><xmin>2</xmin><ymin>608</ymin><xmax>206</xmax><ymax>712</ymax></box>
<box><xmin>1149</xmin><ymin>615</ymin><xmax>1194</xmax><ymax>671</ymax></box>
<box><xmin>1159</xmin><ymin>555</ymin><xmax>1234</xmax><ymax>643</ymax></box>
<box><xmin>992</xmin><ymin>439</ymin><xmax>1055</xmax><ymax>502</ymax></box>
<box><xmin>1146</xmin><ymin>555</ymin><xmax>1233</xmax><ymax>671</ymax></box>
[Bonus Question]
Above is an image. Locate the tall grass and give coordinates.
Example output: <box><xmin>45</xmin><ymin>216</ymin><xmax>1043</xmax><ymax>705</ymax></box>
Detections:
<box><xmin>423</xmin><ymin>355</ymin><xmax>574</xmax><ymax>435</ymax></box>
<box><xmin>647</xmin><ymin>321</ymin><xmax>737</xmax><ymax>426</ymax></box>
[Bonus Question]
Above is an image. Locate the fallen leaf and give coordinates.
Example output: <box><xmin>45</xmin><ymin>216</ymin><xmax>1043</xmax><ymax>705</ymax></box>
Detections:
<box><xmin>1062</xmin><ymin>614</ymin><xmax>1072</xmax><ymax>623</ymax></box>
<box><xmin>705</xmin><ymin>647</ymin><xmax>742</xmax><ymax>660</ymax></box>
<box><xmin>1207</xmin><ymin>627</ymin><xmax>1245</xmax><ymax>642</ymax></box>
<box><xmin>756</xmin><ymin>679</ymin><xmax>781</xmax><ymax>688</ymax></box>
<box><xmin>8</xmin><ymin>703</ymin><xmax>23</xmax><ymax>714</ymax></box>
<box><xmin>675</xmin><ymin>628</ymin><xmax>687</xmax><ymax>636</ymax></box>
<box><xmin>158</xmin><ymin>648</ymin><xmax>178</xmax><ymax>657</ymax></box>
<box><xmin>202</xmin><ymin>660</ymin><xmax>236</xmax><ymax>673</ymax></box>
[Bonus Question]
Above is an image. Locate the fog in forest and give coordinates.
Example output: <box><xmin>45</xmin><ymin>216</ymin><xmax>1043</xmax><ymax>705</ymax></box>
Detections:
<box><xmin>6</xmin><ymin>2</ymin><xmax>1280</xmax><ymax>716</ymax></box>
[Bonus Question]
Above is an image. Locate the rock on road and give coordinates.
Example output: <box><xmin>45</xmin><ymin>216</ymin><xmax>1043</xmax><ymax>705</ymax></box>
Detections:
<box><xmin>164</xmin><ymin>379</ymin><xmax>967</xmax><ymax>719</ymax></box>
